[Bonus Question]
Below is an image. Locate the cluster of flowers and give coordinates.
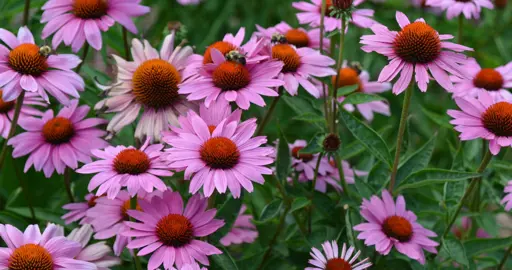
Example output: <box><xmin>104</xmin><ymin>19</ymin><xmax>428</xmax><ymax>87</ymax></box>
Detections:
<box><xmin>0</xmin><ymin>0</ymin><xmax>510</xmax><ymax>269</ymax></box>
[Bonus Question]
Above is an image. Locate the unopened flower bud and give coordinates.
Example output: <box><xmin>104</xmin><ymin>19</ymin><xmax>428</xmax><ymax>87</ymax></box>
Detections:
<box><xmin>323</xmin><ymin>133</ymin><xmax>341</xmax><ymax>152</ymax></box>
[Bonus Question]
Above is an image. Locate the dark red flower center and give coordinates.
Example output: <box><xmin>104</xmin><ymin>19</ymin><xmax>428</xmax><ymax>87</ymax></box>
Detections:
<box><xmin>132</xmin><ymin>59</ymin><xmax>181</xmax><ymax>110</ymax></box>
<box><xmin>113</xmin><ymin>149</ymin><xmax>151</xmax><ymax>175</ymax></box>
<box><xmin>212</xmin><ymin>61</ymin><xmax>251</xmax><ymax>91</ymax></box>
<box><xmin>326</xmin><ymin>258</ymin><xmax>352</xmax><ymax>270</ymax></box>
<box><xmin>73</xmin><ymin>0</ymin><xmax>109</xmax><ymax>19</ymax></box>
<box><xmin>482</xmin><ymin>101</ymin><xmax>512</xmax><ymax>137</ymax></box>
<box><xmin>8</xmin><ymin>244</ymin><xmax>53</xmax><ymax>270</ymax></box>
<box><xmin>473</xmin><ymin>68</ymin><xmax>504</xmax><ymax>91</ymax></box>
<box><xmin>42</xmin><ymin>117</ymin><xmax>75</xmax><ymax>144</ymax></box>
<box><xmin>455</xmin><ymin>0</ymin><xmax>472</xmax><ymax>2</ymax></box>
<box><xmin>285</xmin><ymin>29</ymin><xmax>310</xmax><ymax>48</ymax></box>
<box><xmin>87</xmin><ymin>195</ymin><xmax>99</xmax><ymax>207</ymax></box>
<box><xmin>156</xmin><ymin>214</ymin><xmax>194</xmax><ymax>247</ymax></box>
<box><xmin>382</xmin><ymin>215</ymin><xmax>413</xmax><ymax>242</ymax></box>
<box><xmin>0</xmin><ymin>90</ymin><xmax>15</xmax><ymax>113</ymax></box>
<box><xmin>332</xmin><ymin>67</ymin><xmax>362</xmax><ymax>92</ymax></box>
<box><xmin>291</xmin><ymin>146</ymin><xmax>314</xmax><ymax>163</ymax></box>
<box><xmin>272</xmin><ymin>44</ymin><xmax>301</xmax><ymax>73</ymax></box>
<box><xmin>200</xmin><ymin>137</ymin><xmax>240</xmax><ymax>169</ymax></box>
<box><xmin>203</xmin><ymin>41</ymin><xmax>237</xmax><ymax>64</ymax></box>
<box><xmin>393</xmin><ymin>22</ymin><xmax>441</xmax><ymax>64</ymax></box>
<box><xmin>8</xmin><ymin>44</ymin><xmax>48</xmax><ymax>76</ymax></box>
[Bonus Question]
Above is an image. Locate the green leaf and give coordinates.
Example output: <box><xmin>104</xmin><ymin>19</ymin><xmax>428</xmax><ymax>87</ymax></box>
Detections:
<box><xmin>7</xmin><ymin>207</ymin><xmax>68</xmax><ymax>227</ymax></box>
<box><xmin>282</xmin><ymin>95</ymin><xmax>322</xmax><ymax>116</ymax></box>
<box><xmin>312</xmin><ymin>191</ymin><xmax>336</xmax><ymax>218</ymax></box>
<box><xmin>367</xmin><ymin>162</ymin><xmax>390</xmax><ymax>191</ymax></box>
<box><xmin>443</xmin><ymin>180</ymin><xmax>466</xmax><ymax>208</ymax></box>
<box><xmin>299</xmin><ymin>133</ymin><xmax>322</xmax><ymax>155</ymax></box>
<box><xmin>345</xmin><ymin>207</ymin><xmax>356</xmax><ymax>248</ymax></box>
<box><xmin>276</xmin><ymin>126</ymin><xmax>291</xmax><ymax>182</ymax></box>
<box><xmin>395</xmin><ymin>169</ymin><xmax>480</xmax><ymax>193</ymax></box>
<box><xmin>440</xmin><ymin>239</ymin><xmax>469</xmax><ymax>267</ymax></box>
<box><xmin>395</xmin><ymin>135</ymin><xmax>437</xmax><ymax>187</ymax></box>
<box><xmin>354</xmin><ymin>174</ymin><xmax>375</xmax><ymax>199</ymax></box>
<box><xmin>339</xmin><ymin>110</ymin><xmax>393</xmax><ymax>167</ymax></box>
<box><xmin>464</xmin><ymin>237</ymin><xmax>512</xmax><ymax>258</ymax></box>
<box><xmin>290</xmin><ymin>197</ymin><xmax>310</xmax><ymax>213</ymax></box>
<box><xmin>209</xmin><ymin>195</ymin><xmax>242</xmax><ymax>243</ymax></box>
<box><xmin>337</xmin><ymin>84</ymin><xmax>359</xmax><ymax>97</ymax></box>
<box><xmin>421</xmin><ymin>106</ymin><xmax>452</xmax><ymax>129</ymax></box>
<box><xmin>211</xmin><ymin>246</ymin><xmax>239</xmax><ymax>270</ymax></box>
<box><xmin>293</xmin><ymin>113</ymin><xmax>326</xmax><ymax>124</ymax></box>
<box><xmin>257</xmin><ymin>199</ymin><xmax>283</xmax><ymax>223</ymax></box>
<box><xmin>341</xmin><ymin>93</ymin><xmax>385</xmax><ymax>105</ymax></box>
<box><xmin>339</xmin><ymin>140</ymin><xmax>365</xmax><ymax>160</ymax></box>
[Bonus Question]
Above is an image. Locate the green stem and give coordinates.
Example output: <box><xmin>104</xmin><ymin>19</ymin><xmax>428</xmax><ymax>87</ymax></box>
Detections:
<box><xmin>308</xmin><ymin>152</ymin><xmax>324</xmax><ymax>234</ymax></box>
<box><xmin>319</xmin><ymin>0</ymin><xmax>329</xmax><ymax>123</ymax></box>
<box><xmin>0</xmin><ymin>92</ymin><xmax>26</xmax><ymax>170</ymax></box>
<box><xmin>499</xmin><ymin>244</ymin><xmax>512</xmax><ymax>270</ymax></box>
<box><xmin>130</xmin><ymin>196</ymin><xmax>144</xmax><ymax>270</ymax></box>
<box><xmin>335</xmin><ymin>153</ymin><xmax>350</xmax><ymax>198</ymax></box>
<box><xmin>255</xmin><ymin>88</ymin><xmax>283</xmax><ymax>136</ymax></box>
<box><xmin>23</xmin><ymin>0</ymin><xmax>31</xmax><ymax>26</ymax></box>
<box><xmin>12</xmin><ymin>159</ymin><xmax>36</xmax><ymax>222</ymax></box>
<box><xmin>75</xmin><ymin>43</ymin><xmax>90</xmax><ymax>73</ymax></box>
<box><xmin>458</xmin><ymin>14</ymin><xmax>463</xmax><ymax>44</ymax></box>
<box><xmin>331</xmin><ymin>15</ymin><xmax>347</xmax><ymax>133</ymax></box>
<box><xmin>388</xmin><ymin>83</ymin><xmax>414</xmax><ymax>192</ymax></box>
<box><xmin>257</xmin><ymin>204</ymin><xmax>291</xmax><ymax>270</ymax></box>
<box><xmin>123</xmin><ymin>27</ymin><xmax>131</xmax><ymax>60</ymax></box>
<box><xmin>63</xmin><ymin>168</ymin><xmax>74</xmax><ymax>203</ymax></box>
<box><xmin>207</xmin><ymin>192</ymin><xmax>217</xmax><ymax>209</ymax></box>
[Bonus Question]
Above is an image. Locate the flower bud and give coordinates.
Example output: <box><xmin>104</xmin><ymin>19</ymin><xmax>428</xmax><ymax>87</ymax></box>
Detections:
<box><xmin>495</xmin><ymin>0</ymin><xmax>507</xmax><ymax>9</ymax></box>
<box><xmin>323</xmin><ymin>133</ymin><xmax>341</xmax><ymax>152</ymax></box>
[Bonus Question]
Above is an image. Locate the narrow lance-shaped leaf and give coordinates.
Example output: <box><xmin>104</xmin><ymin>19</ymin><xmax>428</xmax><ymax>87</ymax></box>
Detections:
<box><xmin>255</xmin><ymin>199</ymin><xmax>283</xmax><ymax>224</ymax></box>
<box><xmin>209</xmin><ymin>195</ymin><xmax>242</xmax><ymax>243</ymax></box>
<box><xmin>395</xmin><ymin>134</ymin><xmax>437</xmax><ymax>187</ymax></box>
<box><xmin>464</xmin><ymin>237</ymin><xmax>512</xmax><ymax>258</ymax></box>
<box><xmin>395</xmin><ymin>169</ymin><xmax>481</xmax><ymax>193</ymax></box>
<box><xmin>211</xmin><ymin>246</ymin><xmax>240</xmax><ymax>270</ymax></box>
<box><xmin>341</xmin><ymin>93</ymin><xmax>385</xmax><ymax>105</ymax></box>
<box><xmin>439</xmin><ymin>239</ymin><xmax>469</xmax><ymax>267</ymax></box>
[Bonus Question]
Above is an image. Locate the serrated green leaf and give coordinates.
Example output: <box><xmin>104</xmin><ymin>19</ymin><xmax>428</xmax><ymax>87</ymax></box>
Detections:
<box><xmin>464</xmin><ymin>237</ymin><xmax>512</xmax><ymax>258</ymax></box>
<box><xmin>440</xmin><ymin>239</ymin><xmax>469</xmax><ymax>267</ymax></box>
<box><xmin>290</xmin><ymin>197</ymin><xmax>310</xmax><ymax>213</ymax></box>
<box><xmin>211</xmin><ymin>246</ymin><xmax>239</xmax><ymax>270</ymax></box>
<box><xmin>210</xmin><ymin>195</ymin><xmax>242</xmax><ymax>243</ymax></box>
<box><xmin>396</xmin><ymin>169</ymin><xmax>480</xmax><ymax>193</ymax></box>
<box><xmin>257</xmin><ymin>199</ymin><xmax>283</xmax><ymax>223</ymax></box>
<box><xmin>339</xmin><ymin>110</ymin><xmax>392</xmax><ymax>167</ymax></box>
<box><xmin>276</xmin><ymin>126</ymin><xmax>291</xmax><ymax>182</ymax></box>
<box><xmin>341</xmin><ymin>93</ymin><xmax>385</xmax><ymax>105</ymax></box>
<box><xmin>337</xmin><ymin>84</ymin><xmax>359</xmax><ymax>97</ymax></box>
<box><xmin>395</xmin><ymin>135</ymin><xmax>437</xmax><ymax>187</ymax></box>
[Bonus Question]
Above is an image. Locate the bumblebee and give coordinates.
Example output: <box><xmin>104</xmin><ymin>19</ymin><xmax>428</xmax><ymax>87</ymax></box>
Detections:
<box><xmin>349</xmin><ymin>61</ymin><xmax>363</xmax><ymax>75</ymax></box>
<box><xmin>38</xmin><ymin>45</ymin><xmax>54</xmax><ymax>58</ymax></box>
<box><xmin>225</xmin><ymin>50</ymin><xmax>246</xmax><ymax>65</ymax></box>
<box><xmin>271</xmin><ymin>33</ymin><xmax>287</xmax><ymax>44</ymax></box>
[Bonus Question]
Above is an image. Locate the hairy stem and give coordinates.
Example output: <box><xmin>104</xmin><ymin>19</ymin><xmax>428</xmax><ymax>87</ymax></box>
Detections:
<box><xmin>23</xmin><ymin>0</ymin><xmax>31</xmax><ymax>26</ymax></box>
<box><xmin>335</xmin><ymin>153</ymin><xmax>350</xmax><ymax>197</ymax></box>
<box><xmin>256</xmin><ymin>88</ymin><xmax>283</xmax><ymax>136</ymax></box>
<box><xmin>13</xmin><ymin>160</ymin><xmax>36</xmax><ymax>222</ymax></box>
<box><xmin>123</xmin><ymin>27</ymin><xmax>131</xmax><ymax>60</ymax></box>
<box><xmin>331</xmin><ymin>15</ymin><xmax>347</xmax><ymax>133</ymax></box>
<box><xmin>319</xmin><ymin>0</ymin><xmax>330</xmax><ymax>123</ymax></box>
<box><xmin>308</xmin><ymin>152</ymin><xmax>324</xmax><ymax>234</ymax></box>
<box><xmin>0</xmin><ymin>92</ymin><xmax>26</xmax><ymax>169</ymax></box>
<box><xmin>63</xmin><ymin>168</ymin><xmax>74</xmax><ymax>203</ymax></box>
<box><xmin>499</xmin><ymin>244</ymin><xmax>512</xmax><ymax>270</ymax></box>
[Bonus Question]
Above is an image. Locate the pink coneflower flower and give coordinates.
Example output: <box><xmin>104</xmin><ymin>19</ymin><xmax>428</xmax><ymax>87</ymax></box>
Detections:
<box><xmin>220</xmin><ymin>205</ymin><xmax>258</xmax><ymax>246</ymax></box>
<box><xmin>0</xmin><ymin>223</ymin><xmax>96</xmax><ymax>269</ymax></box>
<box><xmin>66</xmin><ymin>224</ymin><xmax>121</xmax><ymax>269</ymax></box>
<box><xmin>8</xmin><ymin>100</ymin><xmax>108</xmax><ymax>178</ymax></box>
<box><xmin>502</xmin><ymin>180</ymin><xmax>512</xmax><ymax>211</ymax></box>
<box><xmin>426</xmin><ymin>0</ymin><xmax>494</xmax><ymax>20</ymax></box>
<box><xmin>305</xmin><ymin>158</ymin><xmax>367</xmax><ymax>192</ymax></box>
<box><xmin>0</xmin><ymin>91</ymin><xmax>46</xmax><ymax>138</ymax></box>
<box><xmin>177</xmin><ymin>0</ymin><xmax>203</xmax><ymax>5</ymax></box>
<box><xmin>173</xmin><ymin>263</ymin><xmax>207</xmax><ymax>270</ymax></box>
<box><xmin>306</xmin><ymin>240</ymin><xmax>372</xmax><ymax>270</ymax></box>
<box><xmin>0</xmin><ymin>26</ymin><xmax>84</xmax><ymax>103</ymax></box>
<box><xmin>293</xmin><ymin>0</ymin><xmax>376</xmax><ymax>32</ymax></box>
<box><xmin>77</xmin><ymin>138</ymin><xmax>171</xmax><ymax>199</ymax></box>
<box><xmin>289</xmin><ymin>140</ymin><xmax>331</xmax><ymax>180</ymax></box>
<box><xmin>360</xmin><ymin>11</ymin><xmax>473</xmax><ymax>94</ymax></box>
<box><xmin>95</xmin><ymin>33</ymin><xmax>196</xmax><ymax>142</ymax></box>
<box><xmin>123</xmin><ymin>191</ymin><xmax>224</xmax><ymax>269</ymax></box>
<box><xmin>62</xmin><ymin>193</ymin><xmax>98</xmax><ymax>225</ymax></box>
<box><xmin>353</xmin><ymin>190</ymin><xmax>439</xmax><ymax>264</ymax></box>
<box><xmin>261</xmin><ymin>42</ymin><xmax>336</xmax><ymax>97</ymax></box>
<box><xmin>255</xmin><ymin>22</ymin><xmax>330</xmax><ymax>51</ymax></box>
<box><xmin>334</xmin><ymin>63</ymin><xmax>392</xmax><ymax>122</ymax></box>
<box><xmin>450</xmin><ymin>59</ymin><xmax>512</xmax><ymax>101</ymax></box>
<box><xmin>86</xmin><ymin>190</ymin><xmax>155</xmax><ymax>256</ymax></box>
<box><xmin>452</xmin><ymin>216</ymin><xmax>490</xmax><ymax>239</ymax></box>
<box><xmin>41</xmin><ymin>0</ymin><xmax>150</xmax><ymax>52</ymax></box>
<box><xmin>179</xmin><ymin>47</ymin><xmax>284</xmax><ymax>110</ymax></box>
<box><xmin>163</xmin><ymin>112</ymin><xmax>274</xmax><ymax>198</ymax></box>
<box><xmin>448</xmin><ymin>91</ymin><xmax>512</xmax><ymax>155</ymax></box>
<box><xmin>410</xmin><ymin>0</ymin><xmax>443</xmax><ymax>13</ymax></box>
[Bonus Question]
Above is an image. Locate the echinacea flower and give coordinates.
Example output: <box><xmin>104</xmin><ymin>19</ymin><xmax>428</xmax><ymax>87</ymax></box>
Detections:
<box><xmin>293</xmin><ymin>0</ymin><xmax>376</xmax><ymax>32</ymax></box>
<box><xmin>448</xmin><ymin>91</ymin><xmax>512</xmax><ymax>155</ymax></box>
<box><xmin>62</xmin><ymin>193</ymin><xmax>98</xmax><ymax>225</ymax></box>
<box><xmin>0</xmin><ymin>26</ymin><xmax>84</xmax><ymax>103</ymax></box>
<box><xmin>220</xmin><ymin>205</ymin><xmax>258</xmax><ymax>246</ymax></box>
<box><xmin>0</xmin><ymin>91</ymin><xmax>46</xmax><ymax>138</ymax></box>
<box><xmin>255</xmin><ymin>22</ymin><xmax>330</xmax><ymax>51</ymax></box>
<box><xmin>452</xmin><ymin>216</ymin><xmax>490</xmax><ymax>239</ymax></box>
<box><xmin>66</xmin><ymin>224</ymin><xmax>121</xmax><ymax>269</ymax></box>
<box><xmin>502</xmin><ymin>180</ymin><xmax>512</xmax><ymax>211</ymax></box>
<box><xmin>163</xmin><ymin>112</ymin><xmax>274</xmax><ymax>198</ymax></box>
<box><xmin>353</xmin><ymin>190</ymin><xmax>439</xmax><ymax>264</ymax></box>
<box><xmin>0</xmin><ymin>223</ymin><xmax>96</xmax><ymax>269</ymax></box>
<box><xmin>179</xmin><ymin>47</ymin><xmax>284</xmax><ymax>110</ymax></box>
<box><xmin>289</xmin><ymin>140</ymin><xmax>331</xmax><ymax>180</ymax></box>
<box><xmin>77</xmin><ymin>138</ymin><xmax>171</xmax><ymax>199</ymax></box>
<box><xmin>262</xmin><ymin>42</ymin><xmax>336</xmax><ymax>97</ymax></box>
<box><xmin>334</xmin><ymin>63</ymin><xmax>392</xmax><ymax>121</ymax></box>
<box><xmin>450</xmin><ymin>58</ymin><xmax>512</xmax><ymax>101</ymax></box>
<box><xmin>306</xmin><ymin>240</ymin><xmax>372</xmax><ymax>270</ymax></box>
<box><xmin>426</xmin><ymin>0</ymin><xmax>494</xmax><ymax>20</ymax></box>
<box><xmin>123</xmin><ymin>191</ymin><xmax>224</xmax><ymax>269</ymax></box>
<box><xmin>41</xmin><ymin>0</ymin><xmax>150</xmax><ymax>52</ymax></box>
<box><xmin>8</xmin><ymin>100</ymin><xmax>108</xmax><ymax>178</ymax></box>
<box><xmin>95</xmin><ymin>33</ymin><xmax>196</xmax><ymax>142</ymax></box>
<box><xmin>360</xmin><ymin>11</ymin><xmax>473</xmax><ymax>94</ymax></box>
<box><xmin>304</xmin><ymin>158</ymin><xmax>367</xmax><ymax>193</ymax></box>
